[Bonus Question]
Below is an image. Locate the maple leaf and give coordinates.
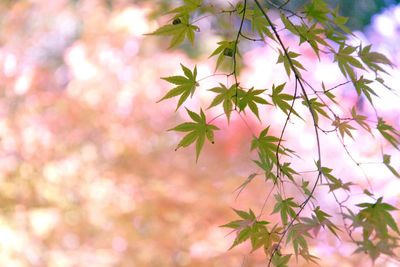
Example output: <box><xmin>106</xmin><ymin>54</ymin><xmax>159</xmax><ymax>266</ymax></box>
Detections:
<box><xmin>248</xmin><ymin>7</ymin><xmax>275</xmax><ymax>41</ymax></box>
<box><xmin>383</xmin><ymin>154</ymin><xmax>400</xmax><ymax>179</ymax></box>
<box><xmin>167</xmin><ymin>0</ymin><xmax>202</xmax><ymax>16</ymax></box>
<box><xmin>158</xmin><ymin>64</ymin><xmax>198</xmax><ymax>110</ymax></box>
<box><xmin>377</xmin><ymin>118</ymin><xmax>400</xmax><ymax>149</ymax></box>
<box><xmin>356</xmin><ymin>197</ymin><xmax>400</xmax><ymax>240</ymax></box>
<box><xmin>334</xmin><ymin>44</ymin><xmax>365</xmax><ymax>81</ymax></box>
<box><xmin>277</xmin><ymin>50</ymin><xmax>306</xmax><ymax>78</ymax></box>
<box><xmin>359</xmin><ymin>45</ymin><xmax>393</xmax><ymax>74</ymax></box>
<box><xmin>209</xmin><ymin>40</ymin><xmax>236</xmax><ymax>71</ymax></box>
<box><xmin>270</xmin><ymin>83</ymin><xmax>301</xmax><ymax>118</ymax></box>
<box><xmin>251</xmin><ymin>126</ymin><xmax>286</xmax><ymax>164</ymax></box>
<box><xmin>146</xmin><ymin>16</ymin><xmax>199</xmax><ymax>48</ymax></box>
<box><xmin>271</xmin><ymin>254</ymin><xmax>291</xmax><ymax>267</ymax></box>
<box><xmin>353</xmin><ymin>76</ymin><xmax>377</xmax><ymax>105</ymax></box>
<box><xmin>272</xmin><ymin>194</ymin><xmax>298</xmax><ymax>225</ymax></box>
<box><xmin>238</xmin><ymin>87</ymin><xmax>269</xmax><ymax>120</ymax></box>
<box><xmin>208</xmin><ymin>83</ymin><xmax>240</xmax><ymax>122</ymax></box>
<box><xmin>169</xmin><ymin>108</ymin><xmax>219</xmax><ymax>161</ymax></box>
<box><xmin>332</xmin><ymin>117</ymin><xmax>355</xmax><ymax>140</ymax></box>
<box><xmin>351</xmin><ymin>107</ymin><xmax>371</xmax><ymax>133</ymax></box>
<box><xmin>301</xmin><ymin>97</ymin><xmax>329</xmax><ymax>124</ymax></box>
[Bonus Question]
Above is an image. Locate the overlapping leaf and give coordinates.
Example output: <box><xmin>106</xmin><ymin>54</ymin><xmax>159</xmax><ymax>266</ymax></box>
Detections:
<box><xmin>299</xmin><ymin>207</ymin><xmax>340</xmax><ymax>239</ymax></box>
<box><xmin>321</xmin><ymin>166</ymin><xmax>352</xmax><ymax>192</ymax></box>
<box><xmin>220</xmin><ymin>209</ymin><xmax>273</xmax><ymax>251</ymax></box>
<box><xmin>359</xmin><ymin>45</ymin><xmax>393</xmax><ymax>74</ymax></box>
<box><xmin>238</xmin><ymin>87</ymin><xmax>269</xmax><ymax>120</ymax></box>
<box><xmin>146</xmin><ymin>16</ymin><xmax>199</xmax><ymax>48</ymax></box>
<box><xmin>351</xmin><ymin>107</ymin><xmax>371</xmax><ymax>132</ymax></box>
<box><xmin>356</xmin><ymin>197</ymin><xmax>400</xmax><ymax>240</ymax></box>
<box><xmin>251</xmin><ymin>126</ymin><xmax>287</xmax><ymax>164</ymax></box>
<box><xmin>286</xmin><ymin>223</ymin><xmax>320</xmax><ymax>263</ymax></box>
<box><xmin>166</xmin><ymin>0</ymin><xmax>202</xmax><ymax>16</ymax></box>
<box><xmin>297</xmin><ymin>23</ymin><xmax>330</xmax><ymax>58</ymax></box>
<box><xmin>301</xmin><ymin>97</ymin><xmax>329</xmax><ymax>123</ymax></box>
<box><xmin>271</xmin><ymin>254</ymin><xmax>291</xmax><ymax>267</ymax></box>
<box><xmin>208</xmin><ymin>83</ymin><xmax>240</xmax><ymax>122</ymax></box>
<box><xmin>332</xmin><ymin>117</ymin><xmax>355</xmax><ymax>140</ymax></box>
<box><xmin>277</xmin><ymin>50</ymin><xmax>306</xmax><ymax>77</ymax></box>
<box><xmin>280</xmin><ymin>162</ymin><xmax>298</xmax><ymax>182</ymax></box>
<box><xmin>334</xmin><ymin>44</ymin><xmax>365</xmax><ymax>81</ymax></box>
<box><xmin>248</xmin><ymin>7</ymin><xmax>275</xmax><ymax>41</ymax></box>
<box><xmin>272</xmin><ymin>194</ymin><xmax>298</xmax><ymax>225</ymax></box>
<box><xmin>270</xmin><ymin>83</ymin><xmax>301</xmax><ymax>118</ymax></box>
<box><xmin>254</xmin><ymin>151</ymin><xmax>278</xmax><ymax>183</ymax></box>
<box><xmin>209</xmin><ymin>40</ymin><xmax>236</xmax><ymax>71</ymax></box>
<box><xmin>353</xmin><ymin>76</ymin><xmax>377</xmax><ymax>104</ymax></box>
<box><xmin>304</xmin><ymin>0</ymin><xmax>330</xmax><ymax>24</ymax></box>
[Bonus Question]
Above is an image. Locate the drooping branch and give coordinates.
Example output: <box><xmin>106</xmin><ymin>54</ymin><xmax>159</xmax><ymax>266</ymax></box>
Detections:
<box><xmin>253</xmin><ymin>1</ymin><xmax>323</xmax><ymax>265</ymax></box>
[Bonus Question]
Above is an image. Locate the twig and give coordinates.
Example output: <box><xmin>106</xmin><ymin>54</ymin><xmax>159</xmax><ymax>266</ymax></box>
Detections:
<box><xmin>253</xmin><ymin>1</ymin><xmax>323</xmax><ymax>265</ymax></box>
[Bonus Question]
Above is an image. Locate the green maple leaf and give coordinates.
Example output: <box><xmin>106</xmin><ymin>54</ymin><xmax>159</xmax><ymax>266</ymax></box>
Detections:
<box><xmin>304</xmin><ymin>0</ymin><xmax>330</xmax><ymax>24</ymax></box>
<box><xmin>334</xmin><ymin>44</ymin><xmax>365</xmax><ymax>81</ymax></box>
<box><xmin>280</xmin><ymin>162</ymin><xmax>298</xmax><ymax>182</ymax></box>
<box><xmin>219</xmin><ymin>208</ymin><xmax>257</xmax><ymax>230</ymax></box>
<box><xmin>331</xmin><ymin>6</ymin><xmax>351</xmax><ymax>34</ymax></box>
<box><xmin>208</xmin><ymin>83</ymin><xmax>240</xmax><ymax>122</ymax></box>
<box><xmin>249</xmin><ymin>221</ymin><xmax>271</xmax><ymax>252</ymax></box>
<box><xmin>313</xmin><ymin>207</ymin><xmax>340</xmax><ymax>237</ymax></box>
<box><xmin>167</xmin><ymin>0</ymin><xmax>202</xmax><ymax>16</ymax></box>
<box><xmin>270</xmin><ymin>83</ymin><xmax>301</xmax><ymax>118</ymax></box>
<box><xmin>359</xmin><ymin>45</ymin><xmax>393</xmax><ymax>74</ymax></box>
<box><xmin>353</xmin><ymin>76</ymin><xmax>377</xmax><ymax>105</ymax></box>
<box><xmin>254</xmin><ymin>151</ymin><xmax>278</xmax><ymax>183</ymax></box>
<box><xmin>251</xmin><ymin>223</ymin><xmax>282</xmax><ymax>255</ymax></box>
<box><xmin>377</xmin><ymin>118</ymin><xmax>400</xmax><ymax>149</ymax></box>
<box><xmin>146</xmin><ymin>16</ymin><xmax>199</xmax><ymax>48</ymax></box>
<box><xmin>169</xmin><ymin>108</ymin><xmax>219</xmax><ymax>161</ymax></box>
<box><xmin>220</xmin><ymin>209</ymin><xmax>257</xmax><ymax>250</ymax></box>
<box><xmin>209</xmin><ymin>40</ymin><xmax>236</xmax><ymax>71</ymax></box>
<box><xmin>248</xmin><ymin>7</ymin><xmax>275</xmax><ymax>41</ymax></box>
<box><xmin>280</xmin><ymin>12</ymin><xmax>298</xmax><ymax>36</ymax></box>
<box><xmin>251</xmin><ymin>126</ymin><xmax>286</xmax><ymax>164</ymax></box>
<box><xmin>383</xmin><ymin>154</ymin><xmax>400</xmax><ymax>179</ymax></box>
<box><xmin>301</xmin><ymin>179</ymin><xmax>311</xmax><ymax>196</ymax></box>
<box><xmin>271</xmin><ymin>254</ymin><xmax>291</xmax><ymax>267</ymax></box>
<box><xmin>272</xmin><ymin>194</ymin><xmax>298</xmax><ymax>225</ymax></box>
<box><xmin>301</xmin><ymin>97</ymin><xmax>329</xmax><ymax>124</ymax></box>
<box><xmin>238</xmin><ymin>87</ymin><xmax>269</xmax><ymax>120</ymax></box>
<box><xmin>351</xmin><ymin>107</ymin><xmax>371</xmax><ymax>133</ymax></box>
<box><xmin>321</xmin><ymin>166</ymin><xmax>352</xmax><ymax>192</ymax></box>
<box><xmin>356</xmin><ymin>197</ymin><xmax>400</xmax><ymax>240</ymax></box>
<box><xmin>286</xmin><ymin>223</ymin><xmax>312</xmax><ymax>261</ymax></box>
<box><xmin>277</xmin><ymin>50</ymin><xmax>306</xmax><ymax>78</ymax></box>
<box><xmin>332</xmin><ymin>117</ymin><xmax>355</xmax><ymax>140</ymax></box>
<box><xmin>297</xmin><ymin>22</ymin><xmax>330</xmax><ymax>59</ymax></box>
<box><xmin>158</xmin><ymin>64</ymin><xmax>198</xmax><ymax>110</ymax></box>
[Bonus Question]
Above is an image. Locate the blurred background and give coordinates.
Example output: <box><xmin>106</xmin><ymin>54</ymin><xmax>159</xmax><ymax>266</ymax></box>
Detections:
<box><xmin>0</xmin><ymin>0</ymin><xmax>399</xmax><ymax>266</ymax></box>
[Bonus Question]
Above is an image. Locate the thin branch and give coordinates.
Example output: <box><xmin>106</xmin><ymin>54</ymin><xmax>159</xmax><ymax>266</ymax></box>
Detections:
<box><xmin>233</xmin><ymin>0</ymin><xmax>247</xmax><ymax>108</ymax></box>
<box><xmin>253</xmin><ymin>1</ymin><xmax>323</xmax><ymax>265</ymax></box>
<box><xmin>240</xmin><ymin>32</ymin><xmax>264</xmax><ymax>42</ymax></box>
<box><xmin>276</xmin><ymin>79</ymin><xmax>298</xmax><ymax>180</ymax></box>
